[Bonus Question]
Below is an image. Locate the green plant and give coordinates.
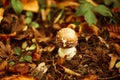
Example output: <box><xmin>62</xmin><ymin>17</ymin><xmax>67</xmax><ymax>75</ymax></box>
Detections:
<box><xmin>11</xmin><ymin>0</ymin><xmax>23</xmax><ymax>15</ymax></box>
<box><xmin>104</xmin><ymin>0</ymin><xmax>120</xmax><ymax>8</ymax></box>
<box><xmin>75</xmin><ymin>0</ymin><xmax>112</xmax><ymax>26</ymax></box>
<box><xmin>25</xmin><ymin>11</ymin><xmax>39</xmax><ymax>28</ymax></box>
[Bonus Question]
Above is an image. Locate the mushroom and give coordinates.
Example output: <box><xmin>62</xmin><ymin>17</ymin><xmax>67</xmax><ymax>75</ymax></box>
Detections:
<box><xmin>56</xmin><ymin>28</ymin><xmax>78</xmax><ymax>60</ymax></box>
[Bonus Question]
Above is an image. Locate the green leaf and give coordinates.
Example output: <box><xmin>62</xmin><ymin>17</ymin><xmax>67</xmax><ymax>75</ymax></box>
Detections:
<box><xmin>26</xmin><ymin>17</ymin><xmax>32</xmax><ymax>24</ymax></box>
<box><xmin>104</xmin><ymin>0</ymin><xmax>113</xmax><ymax>5</ymax></box>
<box><xmin>113</xmin><ymin>0</ymin><xmax>120</xmax><ymax>7</ymax></box>
<box><xmin>93</xmin><ymin>5</ymin><xmax>112</xmax><ymax>17</ymax></box>
<box><xmin>26</xmin><ymin>44</ymin><xmax>36</xmax><ymax>51</ymax></box>
<box><xmin>30</xmin><ymin>22</ymin><xmax>39</xmax><ymax>28</ymax></box>
<box><xmin>75</xmin><ymin>1</ymin><xmax>96</xmax><ymax>25</ymax></box>
<box><xmin>84</xmin><ymin>10</ymin><xmax>97</xmax><ymax>26</ymax></box>
<box><xmin>39</xmin><ymin>0</ymin><xmax>46</xmax><ymax>8</ymax></box>
<box><xmin>14</xmin><ymin>47</ymin><xmax>22</xmax><ymax>56</ymax></box>
<box><xmin>19</xmin><ymin>56</ymin><xmax>24</xmax><ymax>62</ymax></box>
<box><xmin>11</xmin><ymin>0</ymin><xmax>23</xmax><ymax>15</ymax></box>
<box><xmin>115</xmin><ymin>61</ymin><xmax>120</xmax><ymax>68</ymax></box>
<box><xmin>75</xmin><ymin>2</ymin><xmax>93</xmax><ymax>16</ymax></box>
<box><xmin>9</xmin><ymin>61</ymin><xmax>15</xmax><ymax>66</ymax></box>
<box><xmin>26</xmin><ymin>11</ymin><xmax>33</xmax><ymax>17</ymax></box>
<box><xmin>22</xmin><ymin>41</ymin><xmax>28</xmax><ymax>49</ymax></box>
<box><xmin>24</xmin><ymin>55</ymin><xmax>32</xmax><ymax>62</ymax></box>
<box><xmin>104</xmin><ymin>0</ymin><xmax>120</xmax><ymax>7</ymax></box>
<box><xmin>73</xmin><ymin>22</ymin><xmax>81</xmax><ymax>26</ymax></box>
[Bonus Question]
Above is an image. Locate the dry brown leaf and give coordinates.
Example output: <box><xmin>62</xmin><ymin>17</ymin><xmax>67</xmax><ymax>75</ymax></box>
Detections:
<box><xmin>109</xmin><ymin>32</ymin><xmax>120</xmax><ymax>39</ymax></box>
<box><xmin>107</xmin><ymin>25</ymin><xmax>120</xmax><ymax>33</ymax></box>
<box><xmin>31</xmin><ymin>62</ymin><xmax>48</xmax><ymax>80</ymax></box>
<box><xmin>21</xmin><ymin>0</ymin><xmax>39</xmax><ymax>12</ymax></box>
<box><xmin>0</xmin><ymin>75</ymin><xmax>35</xmax><ymax>80</ymax></box>
<box><xmin>78</xmin><ymin>22</ymin><xmax>92</xmax><ymax>34</ymax></box>
<box><xmin>0</xmin><ymin>32</ymin><xmax>16</xmax><ymax>39</ymax></box>
<box><xmin>113</xmin><ymin>43</ymin><xmax>120</xmax><ymax>56</ymax></box>
<box><xmin>0</xmin><ymin>70</ymin><xmax>6</xmax><ymax>76</ymax></box>
<box><xmin>0</xmin><ymin>60</ymin><xmax>8</xmax><ymax>71</ymax></box>
<box><xmin>65</xmin><ymin>15</ymin><xmax>74</xmax><ymax>23</ymax></box>
<box><xmin>78</xmin><ymin>23</ymin><xmax>100</xmax><ymax>36</ymax></box>
<box><xmin>91</xmin><ymin>25</ymin><xmax>100</xmax><ymax>35</ymax></box>
<box><xmin>108</xmin><ymin>54</ymin><xmax>120</xmax><ymax>70</ymax></box>
<box><xmin>60</xmin><ymin>65</ymin><xmax>81</xmax><ymax>76</ymax></box>
<box><xmin>57</xmin><ymin>57</ymin><xmax>66</xmax><ymax>65</ymax></box>
<box><xmin>82</xmin><ymin>74</ymin><xmax>98</xmax><ymax>80</ymax></box>
<box><xmin>106</xmin><ymin>25</ymin><xmax>120</xmax><ymax>39</ymax></box>
<box><xmin>8</xmin><ymin>63</ymin><xmax>30</xmax><ymax>74</ymax></box>
<box><xmin>57</xmin><ymin>1</ymin><xmax>79</xmax><ymax>9</ymax></box>
<box><xmin>32</xmin><ymin>52</ymin><xmax>41</xmax><ymax>61</ymax></box>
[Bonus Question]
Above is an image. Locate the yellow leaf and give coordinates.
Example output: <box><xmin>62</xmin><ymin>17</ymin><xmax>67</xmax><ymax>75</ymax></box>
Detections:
<box><xmin>21</xmin><ymin>0</ymin><xmax>39</xmax><ymax>12</ymax></box>
<box><xmin>0</xmin><ymin>8</ymin><xmax>4</xmax><ymax>22</ymax></box>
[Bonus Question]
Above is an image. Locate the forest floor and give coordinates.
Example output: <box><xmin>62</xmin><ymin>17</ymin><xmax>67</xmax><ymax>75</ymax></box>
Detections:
<box><xmin>0</xmin><ymin>0</ymin><xmax>120</xmax><ymax>80</ymax></box>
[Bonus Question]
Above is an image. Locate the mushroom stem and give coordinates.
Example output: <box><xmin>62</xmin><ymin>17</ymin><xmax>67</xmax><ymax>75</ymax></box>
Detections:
<box><xmin>58</xmin><ymin>47</ymin><xmax>76</xmax><ymax>60</ymax></box>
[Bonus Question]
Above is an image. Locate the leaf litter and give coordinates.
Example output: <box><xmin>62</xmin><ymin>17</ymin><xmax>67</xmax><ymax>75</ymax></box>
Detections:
<box><xmin>0</xmin><ymin>0</ymin><xmax>120</xmax><ymax>80</ymax></box>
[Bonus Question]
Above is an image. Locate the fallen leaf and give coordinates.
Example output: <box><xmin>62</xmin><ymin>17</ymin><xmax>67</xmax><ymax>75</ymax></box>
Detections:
<box><xmin>57</xmin><ymin>1</ymin><xmax>79</xmax><ymax>9</ymax></box>
<box><xmin>78</xmin><ymin>22</ymin><xmax>100</xmax><ymax>35</ymax></box>
<box><xmin>109</xmin><ymin>32</ymin><xmax>120</xmax><ymax>39</ymax></box>
<box><xmin>113</xmin><ymin>43</ymin><xmax>120</xmax><ymax>56</ymax></box>
<box><xmin>108</xmin><ymin>54</ymin><xmax>120</xmax><ymax>70</ymax></box>
<box><xmin>8</xmin><ymin>63</ymin><xmax>30</xmax><ymax>74</ymax></box>
<box><xmin>31</xmin><ymin>62</ymin><xmax>48</xmax><ymax>80</ymax></box>
<box><xmin>91</xmin><ymin>25</ymin><xmax>100</xmax><ymax>35</ymax></box>
<box><xmin>82</xmin><ymin>74</ymin><xmax>98</xmax><ymax>80</ymax></box>
<box><xmin>0</xmin><ymin>40</ymin><xmax>13</xmax><ymax>58</ymax></box>
<box><xmin>32</xmin><ymin>52</ymin><xmax>41</xmax><ymax>61</ymax></box>
<box><xmin>57</xmin><ymin>57</ymin><xmax>66</xmax><ymax>65</ymax></box>
<box><xmin>0</xmin><ymin>60</ymin><xmax>8</xmax><ymax>71</ymax></box>
<box><xmin>0</xmin><ymin>70</ymin><xmax>6</xmax><ymax>76</ymax></box>
<box><xmin>0</xmin><ymin>32</ymin><xmax>16</xmax><ymax>39</ymax></box>
<box><xmin>21</xmin><ymin>0</ymin><xmax>39</xmax><ymax>12</ymax></box>
<box><xmin>0</xmin><ymin>75</ymin><xmax>35</xmax><ymax>80</ymax></box>
<box><xmin>106</xmin><ymin>25</ymin><xmax>120</xmax><ymax>39</ymax></box>
<box><xmin>107</xmin><ymin>25</ymin><xmax>120</xmax><ymax>33</ymax></box>
<box><xmin>0</xmin><ymin>8</ymin><xmax>4</xmax><ymax>22</ymax></box>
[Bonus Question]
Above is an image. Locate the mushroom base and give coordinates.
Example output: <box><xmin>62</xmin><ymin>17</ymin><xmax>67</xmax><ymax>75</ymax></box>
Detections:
<box><xmin>58</xmin><ymin>47</ymin><xmax>76</xmax><ymax>60</ymax></box>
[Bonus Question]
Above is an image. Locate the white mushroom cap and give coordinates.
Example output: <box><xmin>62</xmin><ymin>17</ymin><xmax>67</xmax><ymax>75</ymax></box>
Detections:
<box><xmin>56</xmin><ymin>28</ymin><xmax>78</xmax><ymax>48</ymax></box>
